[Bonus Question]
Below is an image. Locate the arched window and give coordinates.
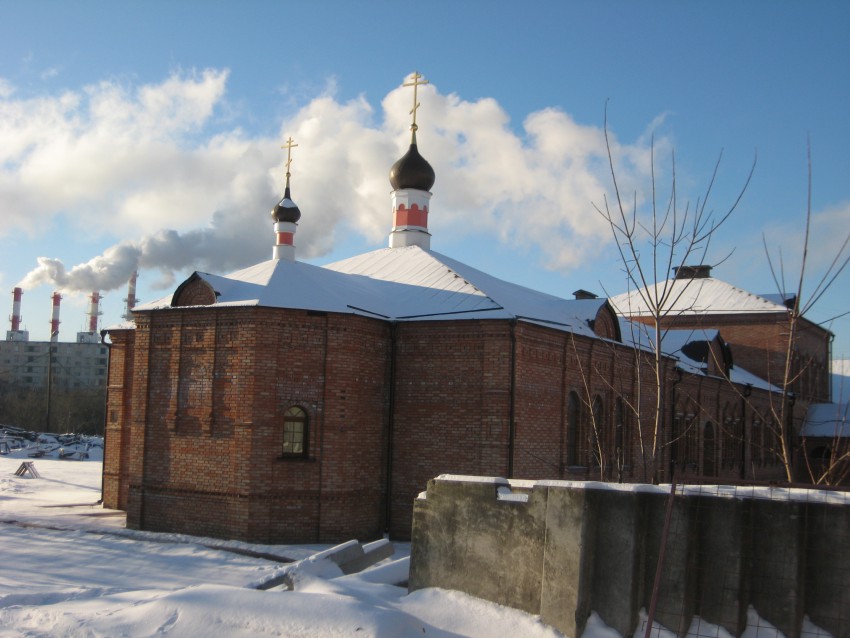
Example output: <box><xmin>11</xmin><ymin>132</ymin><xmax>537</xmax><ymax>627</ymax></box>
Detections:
<box><xmin>682</xmin><ymin>413</ymin><xmax>699</xmax><ymax>475</ymax></box>
<box><xmin>766</xmin><ymin>418</ymin><xmax>780</xmax><ymax>467</ymax></box>
<box><xmin>614</xmin><ymin>397</ymin><xmax>630</xmax><ymax>479</ymax></box>
<box><xmin>671</xmin><ymin>412</ymin><xmax>683</xmax><ymax>478</ymax></box>
<box><xmin>721</xmin><ymin>403</ymin><xmax>736</xmax><ymax>469</ymax></box>
<box><xmin>566</xmin><ymin>392</ymin><xmax>580</xmax><ymax>467</ymax></box>
<box><xmin>810</xmin><ymin>445</ymin><xmax>831</xmax><ymax>477</ymax></box>
<box><xmin>590</xmin><ymin>395</ymin><xmax>604</xmax><ymax>468</ymax></box>
<box><xmin>282</xmin><ymin>406</ymin><xmax>308</xmax><ymax>456</ymax></box>
<box><xmin>751</xmin><ymin>417</ymin><xmax>763</xmax><ymax>467</ymax></box>
<box><xmin>703</xmin><ymin>422</ymin><xmax>717</xmax><ymax>477</ymax></box>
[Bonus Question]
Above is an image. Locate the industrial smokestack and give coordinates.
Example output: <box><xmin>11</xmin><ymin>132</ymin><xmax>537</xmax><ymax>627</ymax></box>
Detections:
<box><xmin>6</xmin><ymin>287</ymin><xmax>28</xmax><ymax>341</ymax></box>
<box><xmin>50</xmin><ymin>292</ymin><xmax>61</xmax><ymax>342</ymax></box>
<box><xmin>10</xmin><ymin>287</ymin><xmax>22</xmax><ymax>332</ymax></box>
<box><xmin>88</xmin><ymin>291</ymin><xmax>102</xmax><ymax>333</ymax></box>
<box><xmin>123</xmin><ymin>271</ymin><xmax>138</xmax><ymax>321</ymax></box>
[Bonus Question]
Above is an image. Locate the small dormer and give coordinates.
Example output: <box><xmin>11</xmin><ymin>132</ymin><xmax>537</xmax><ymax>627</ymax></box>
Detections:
<box><xmin>172</xmin><ymin>273</ymin><xmax>217</xmax><ymax>307</ymax></box>
<box><xmin>587</xmin><ymin>300</ymin><xmax>622</xmax><ymax>341</ymax></box>
<box><xmin>680</xmin><ymin>332</ymin><xmax>733</xmax><ymax>378</ymax></box>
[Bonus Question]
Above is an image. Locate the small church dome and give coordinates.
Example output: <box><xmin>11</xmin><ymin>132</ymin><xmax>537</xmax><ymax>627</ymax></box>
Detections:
<box><xmin>272</xmin><ymin>187</ymin><xmax>302</xmax><ymax>223</ymax></box>
<box><xmin>389</xmin><ymin>139</ymin><xmax>435</xmax><ymax>192</ymax></box>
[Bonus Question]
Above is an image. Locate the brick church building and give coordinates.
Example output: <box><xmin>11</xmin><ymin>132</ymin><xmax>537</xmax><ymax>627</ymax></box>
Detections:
<box><xmin>101</xmin><ymin>75</ymin><xmax>830</xmax><ymax>542</ymax></box>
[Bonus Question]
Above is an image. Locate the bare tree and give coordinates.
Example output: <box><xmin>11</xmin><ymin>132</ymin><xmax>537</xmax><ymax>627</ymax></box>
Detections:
<box><xmin>568</xmin><ymin>332</ymin><xmax>608</xmax><ymax>480</ymax></box>
<box><xmin>801</xmin><ymin>403</ymin><xmax>850</xmax><ymax>485</ymax></box>
<box><xmin>596</xmin><ymin>105</ymin><xmax>755</xmax><ymax>482</ymax></box>
<box><xmin>762</xmin><ymin>144</ymin><xmax>850</xmax><ymax>483</ymax></box>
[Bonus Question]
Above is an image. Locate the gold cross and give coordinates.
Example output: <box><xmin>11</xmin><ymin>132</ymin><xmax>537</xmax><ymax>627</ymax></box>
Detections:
<box><xmin>281</xmin><ymin>136</ymin><xmax>298</xmax><ymax>177</ymax></box>
<box><xmin>403</xmin><ymin>72</ymin><xmax>429</xmax><ymax>131</ymax></box>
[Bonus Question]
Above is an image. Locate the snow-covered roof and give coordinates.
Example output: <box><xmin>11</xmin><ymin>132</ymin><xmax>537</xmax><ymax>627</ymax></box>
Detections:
<box><xmin>135</xmin><ymin>246</ymin><xmax>606</xmax><ymax>337</ymax></box>
<box><xmin>628</xmin><ymin>325</ymin><xmax>721</xmax><ymax>356</ymax></box>
<box><xmin>728</xmin><ymin>365</ymin><xmax>782</xmax><ymax>393</ymax></box>
<box><xmin>609</xmin><ymin>277</ymin><xmax>790</xmax><ymax>317</ymax></box>
<box><xmin>101</xmin><ymin>320</ymin><xmax>136</xmax><ymax>332</ymax></box>
<box><xmin>802</xmin><ymin>403</ymin><xmax>850</xmax><ymax>438</ymax></box>
<box><xmin>617</xmin><ymin>320</ymin><xmax>781</xmax><ymax>393</ymax></box>
<box><xmin>617</xmin><ymin>320</ymin><xmax>719</xmax><ymax>360</ymax></box>
<box><xmin>759</xmin><ymin>292</ymin><xmax>795</xmax><ymax>308</ymax></box>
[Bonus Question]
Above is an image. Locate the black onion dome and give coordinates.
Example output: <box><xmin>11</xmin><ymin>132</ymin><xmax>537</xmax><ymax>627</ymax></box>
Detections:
<box><xmin>271</xmin><ymin>186</ymin><xmax>301</xmax><ymax>223</ymax></box>
<box><xmin>389</xmin><ymin>139</ymin><xmax>435</xmax><ymax>191</ymax></box>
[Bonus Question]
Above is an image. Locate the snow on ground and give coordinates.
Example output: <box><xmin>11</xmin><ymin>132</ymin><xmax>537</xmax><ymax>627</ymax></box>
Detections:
<box><xmin>0</xmin><ymin>442</ymin><xmax>562</xmax><ymax>637</ymax></box>
<box><xmin>0</xmin><ymin>436</ymin><xmax>833</xmax><ymax>637</ymax></box>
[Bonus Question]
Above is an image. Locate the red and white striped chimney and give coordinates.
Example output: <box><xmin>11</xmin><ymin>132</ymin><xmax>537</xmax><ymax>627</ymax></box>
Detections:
<box><xmin>123</xmin><ymin>271</ymin><xmax>137</xmax><ymax>321</ymax></box>
<box><xmin>50</xmin><ymin>292</ymin><xmax>61</xmax><ymax>342</ymax></box>
<box><xmin>87</xmin><ymin>292</ymin><xmax>101</xmax><ymax>333</ymax></box>
<box><xmin>10</xmin><ymin>287</ymin><xmax>22</xmax><ymax>332</ymax></box>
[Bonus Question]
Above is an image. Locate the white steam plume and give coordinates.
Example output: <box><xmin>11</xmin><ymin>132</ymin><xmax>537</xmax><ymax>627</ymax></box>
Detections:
<box><xmin>6</xmin><ymin>70</ymin><xmax>662</xmax><ymax>293</ymax></box>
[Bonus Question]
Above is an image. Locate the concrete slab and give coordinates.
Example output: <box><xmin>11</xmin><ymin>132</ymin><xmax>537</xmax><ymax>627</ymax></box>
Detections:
<box><xmin>538</xmin><ymin>486</ymin><xmax>593</xmax><ymax>637</ymax></box>
<box><xmin>804</xmin><ymin>502</ymin><xmax>850</xmax><ymax>638</ymax></box>
<box><xmin>750</xmin><ymin>498</ymin><xmax>805</xmax><ymax>638</ymax></box>
<box><xmin>695</xmin><ymin>495</ymin><xmax>748</xmax><ymax>635</ymax></box>
<box><xmin>586</xmin><ymin>488</ymin><xmax>644</xmax><ymax>637</ymax></box>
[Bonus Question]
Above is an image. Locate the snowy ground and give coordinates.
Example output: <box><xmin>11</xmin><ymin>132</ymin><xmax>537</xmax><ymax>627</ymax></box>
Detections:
<box><xmin>0</xmin><ymin>435</ymin><xmax>831</xmax><ymax>637</ymax></box>
<box><xmin>0</xmin><ymin>437</ymin><xmax>565</xmax><ymax>637</ymax></box>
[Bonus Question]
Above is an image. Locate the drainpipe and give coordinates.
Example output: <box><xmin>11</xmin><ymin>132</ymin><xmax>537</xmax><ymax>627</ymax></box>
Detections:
<box><xmin>98</xmin><ymin>329</ymin><xmax>111</xmax><ymax>504</ymax></box>
<box><xmin>559</xmin><ymin>336</ymin><xmax>569</xmax><ymax>478</ymax></box>
<box><xmin>383</xmin><ymin>322</ymin><xmax>397</xmax><ymax>535</ymax></box>
<box><xmin>316</xmin><ymin>314</ymin><xmax>329</xmax><ymax>541</ymax></box>
<box><xmin>828</xmin><ymin>333</ymin><xmax>834</xmax><ymax>403</ymax></box>
<box><xmin>741</xmin><ymin>383</ymin><xmax>752</xmax><ymax>480</ymax></box>
<box><xmin>507</xmin><ymin>320</ymin><xmax>517</xmax><ymax>478</ymax></box>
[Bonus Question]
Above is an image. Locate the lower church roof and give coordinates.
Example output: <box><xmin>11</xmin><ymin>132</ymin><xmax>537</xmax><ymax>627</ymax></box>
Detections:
<box><xmin>134</xmin><ymin>245</ymin><xmax>606</xmax><ymax>337</ymax></box>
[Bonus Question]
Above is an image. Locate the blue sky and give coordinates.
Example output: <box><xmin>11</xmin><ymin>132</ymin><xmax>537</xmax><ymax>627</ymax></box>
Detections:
<box><xmin>1</xmin><ymin>1</ymin><xmax>849</xmax><ymax>357</ymax></box>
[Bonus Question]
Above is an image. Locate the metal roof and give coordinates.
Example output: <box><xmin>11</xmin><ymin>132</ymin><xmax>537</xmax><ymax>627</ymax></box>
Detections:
<box><xmin>135</xmin><ymin>246</ymin><xmax>605</xmax><ymax>337</ymax></box>
<box><xmin>609</xmin><ymin>277</ymin><xmax>790</xmax><ymax>317</ymax></box>
<box><xmin>802</xmin><ymin>403</ymin><xmax>850</xmax><ymax>438</ymax></box>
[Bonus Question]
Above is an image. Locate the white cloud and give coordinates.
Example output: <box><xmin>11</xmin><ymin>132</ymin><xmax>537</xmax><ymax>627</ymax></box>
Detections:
<box><xmin>8</xmin><ymin>71</ymin><xmax>668</xmax><ymax>294</ymax></box>
<box><xmin>0</xmin><ymin>69</ymin><xmax>232</xmax><ymax>238</ymax></box>
<box><xmin>753</xmin><ymin>199</ymin><xmax>850</xmax><ymax>295</ymax></box>
<box><xmin>0</xmin><ymin>78</ymin><xmax>13</xmax><ymax>99</ymax></box>
<box><xmin>810</xmin><ymin>201</ymin><xmax>850</xmax><ymax>269</ymax></box>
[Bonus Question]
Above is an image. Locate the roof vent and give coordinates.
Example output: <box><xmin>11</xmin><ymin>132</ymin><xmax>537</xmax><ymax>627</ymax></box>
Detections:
<box><xmin>673</xmin><ymin>265</ymin><xmax>712</xmax><ymax>280</ymax></box>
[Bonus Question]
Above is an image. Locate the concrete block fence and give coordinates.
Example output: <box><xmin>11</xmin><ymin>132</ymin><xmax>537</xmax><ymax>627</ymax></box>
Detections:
<box><xmin>409</xmin><ymin>476</ymin><xmax>850</xmax><ymax>638</ymax></box>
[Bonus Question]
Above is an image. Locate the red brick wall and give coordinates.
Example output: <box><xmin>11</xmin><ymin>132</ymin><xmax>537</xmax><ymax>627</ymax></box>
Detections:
<box><xmin>388</xmin><ymin>320</ymin><xmax>513</xmax><ymax>536</ymax></box>
<box><xmin>106</xmin><ymin>307</ymin><xmax>788</xmax><ymax>542</ymax></box>
<box><xmin>102</xmin><ymin>328</ymin><xmax>135</xmax><ymax>510</ymax></box>
<box><xmin>114</xmin><ymin>307</ymin><xmax>390</xmax><ymax>543</ymax></box>
<box><xmin>511</xmin><ymin>325</ymin><xmax>639</xmax><ymax>482</ymax></box>
<box><xmin>634</xmin><ymin>313</ymin><xmax>831</xmax><ymax>403</ymax></box>
<box><xmin>670</xmin><ymin>372</ymin><xmax>788</xmax><ymax>483</ymax></box>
